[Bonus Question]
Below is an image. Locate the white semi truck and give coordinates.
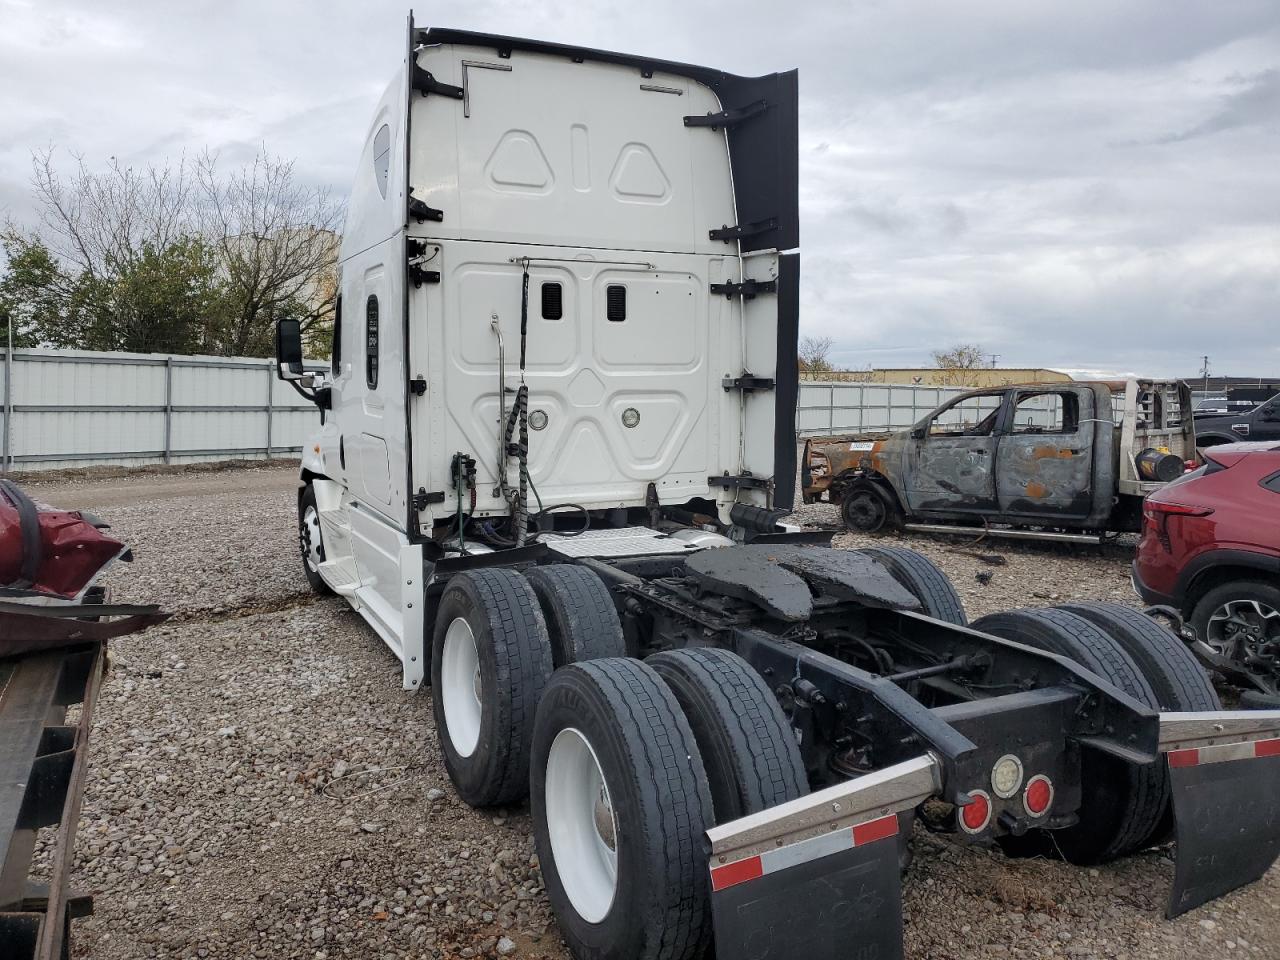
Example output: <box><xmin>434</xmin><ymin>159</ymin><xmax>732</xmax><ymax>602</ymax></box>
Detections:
<box><xmin>275</xmin><ymin>18</ymin><xmax>1280</xmax><ymax>960</ymax></box>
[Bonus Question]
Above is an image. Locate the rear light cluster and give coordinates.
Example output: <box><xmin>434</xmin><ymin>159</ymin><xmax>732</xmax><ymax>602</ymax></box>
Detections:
<box><xmin>809</xmin><ymin>453</ymin><xmax>830</xmax><ymax>478</ymax></box>
<box><xmin>1143</xmin><ymin>501</ymin><xmax>1214</xmax><ymax>552</ymax></box>
<box><xmin>956</xmin><ymin>757</ymin><xmax>1054</xmax><ymax>833</ymax></box>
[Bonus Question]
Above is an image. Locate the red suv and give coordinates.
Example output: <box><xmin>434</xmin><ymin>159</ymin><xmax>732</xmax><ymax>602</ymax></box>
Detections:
<box><xmin>1133</xmin><ymin>442</ymin><xmax>1280</xmax><ymax>690</ymax></box>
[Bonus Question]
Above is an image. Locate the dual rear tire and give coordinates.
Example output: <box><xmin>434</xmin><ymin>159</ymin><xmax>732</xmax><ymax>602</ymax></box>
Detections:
<box><xmin>973</xmin><ymin>602</ymin><xmax>1218</xmax><ymax>863</ymax></box>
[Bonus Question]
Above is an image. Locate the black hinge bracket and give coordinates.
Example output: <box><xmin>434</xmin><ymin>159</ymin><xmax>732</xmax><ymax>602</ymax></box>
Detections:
<box><xmin>709</xmin><ymin>218</ymin><xmax>778</xmax><ymax>243</ymax></box>
<box><xmin>409</xmin><ymin>264</ymin><xmax>440</xmax><ymax>287</ymax></box>
<box><xmin>409</xmin><ymin>377</ymin><xmax>427</xmax><ymax>396</ymax></box>
<box><xmin>709</xmin><ymin>278</ymin><xmax>777</xmax><ymax>300</ymax></box>
<box><xmin>412</xmin><ymin>65</ymin><xmax>464</xmax><ymax>99</ymax></box>
<box><xmin>708</xmin><ymin>474</ymin><xmax>772</xmax><ymax>492</ymax></box>
<box><xmin>722</xmin><ymin>374</ymin><xmax>776</xmax><ymax>393</ymax></box>
<box><xmin>684</xmin><ymin>99</ymin><xmax>769</xmax><ymax>129</ymax></box>
<box><xmin>413</xmin><ymin>488</ymin><xmax>446</xmax><ymax>511</ymax></box>
<box><xmin>408</xmin><ymin>195</ymin><xmax>443</xmax><ymax>223</ymax></box>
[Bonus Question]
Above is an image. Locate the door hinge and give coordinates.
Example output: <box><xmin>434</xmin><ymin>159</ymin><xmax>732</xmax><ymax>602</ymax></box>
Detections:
<box><xmin>709</xmin><ymin>278</ymin><xmax>777</xmax><ymax>300</ymax></box>
<box><xmin>408</xmin><ymin>264</ymin><xmax>440</xmax><ymax>287</ymax></box>
<box><xmin>709</xmin><ymin>218</ymin><xmax>778</xmax><ymax>243</ymax></box>
<box><xmin>708</xmin><ymin>473</ymin><xmax>772</xmax><ymax>493</ymax></box>
<box><xmin>409</xmin><ymin>377</ymin><xmax>427</xmax><ymax>396</ymax></box>
<box><xmin>684</xmin><ymin>99</ymin><xmax>770</xmax><ymax>129</ymax></box>
<box><xmin>412</xmin><ymin>488</ymin><xmax>446</xmax><ymax>511</ymax></box>
<box><xmin>408</xmin><ymin>195</ymin><xmax>443</xmax><ymax>223</ymax></box>
<box><xmin>411</xmin><ymin>65</ymin><xmax>464</xmax><ymax>100</ymax></box>
<box><xmin>722</xmin><ymin>374</ymin><xmax>775</xmax><ymax>393</ymax></box>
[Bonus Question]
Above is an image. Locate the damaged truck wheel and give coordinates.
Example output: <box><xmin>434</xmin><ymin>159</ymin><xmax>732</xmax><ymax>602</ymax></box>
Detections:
<box><xmin>840</xmin><ymin>483</ymin><xmax>900</xmax><ymax>534</ymax></box>
<box><xmin>531</xmin><ymin>658</ymin><xmax>713</xmax><ymax>960</ymax></box>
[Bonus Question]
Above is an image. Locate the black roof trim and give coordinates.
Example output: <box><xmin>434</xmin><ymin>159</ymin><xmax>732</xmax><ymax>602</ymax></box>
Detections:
<box><xmin>416</xmin><ymin>27</ymin><xmax>761</xmax><ymax>92</ymax></box>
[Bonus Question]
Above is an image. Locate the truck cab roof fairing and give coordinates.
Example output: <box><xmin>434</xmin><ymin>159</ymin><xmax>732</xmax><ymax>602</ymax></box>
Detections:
<box><xmin>412</xmin><ymin>27</ymin><xmax>799</xmax><ymax>255</ymax></box>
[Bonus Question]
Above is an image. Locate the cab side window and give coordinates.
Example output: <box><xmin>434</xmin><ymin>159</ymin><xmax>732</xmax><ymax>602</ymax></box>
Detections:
<box><xmin>331</xmin><ymin>294</ymin><xmax>343</xmax><ymax>376</ymax></box>
<box><xmin>1008</xmin><ymin>392</ymin><xmax>1078</xmax><ymax>435</ymax></box>
<box><xmin>929</xmin><ymin>394</ymin><xmax>1002</xmax><ymax>438</ymax></box>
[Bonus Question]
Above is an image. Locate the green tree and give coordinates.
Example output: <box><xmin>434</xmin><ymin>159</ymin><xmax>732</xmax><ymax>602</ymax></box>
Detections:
<box><xmin>0</xmin><ymin>231</ymin><xmax>66</xmax><ymax>347</ymax></box>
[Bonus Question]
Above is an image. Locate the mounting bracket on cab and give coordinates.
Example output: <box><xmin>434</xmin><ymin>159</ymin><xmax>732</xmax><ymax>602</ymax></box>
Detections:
<box><xmin>411</xmin><ymin>65</ymin><xmax>464</xmax><ymax>99</ymax></box>
<box><xmin>709</xmin><ymin>474</ymin><xmax>772</xmax><ymax>493</ymax></box>
<box><xmin>409</xmin><ymin>377</ymin><xmax>427</xmax><ymax>396</ymax></box>
<box><xmin>412</xmin><ymin>488</ymin><xmax>445</xmax><ymax>511</ymax></box>
<box><xmin>709</xmin><ymin>218</ymin><xmax>778</xmax><ymax>242</ymax></box>
<box><xmin>408</xmin><ymin>194</ymin><xmax>443</xmax><ymax>223</ymax></box>
<box><xmin>709</xmin><ymin>278</ymin><xmax>777</xmax><ymax>300</ymax></box>
<box><xmin>722</xmin><ymin>374</ymin><xmax>775</xmax><ymax>393</ymax></box>
<box><xmin>684</xmin><ymin>99</ymin><xmax>770</xmax><ymax>129</ymax></box>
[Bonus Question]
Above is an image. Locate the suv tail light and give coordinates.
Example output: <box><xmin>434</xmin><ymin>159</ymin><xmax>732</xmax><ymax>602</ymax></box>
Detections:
<box><xmin>1143</xmin><ymin>501</ymin><xmax>1214</xmax><ymax>552</ymax></box>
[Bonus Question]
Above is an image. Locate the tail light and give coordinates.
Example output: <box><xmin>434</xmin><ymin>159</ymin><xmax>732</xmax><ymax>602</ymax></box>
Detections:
<box><xmin>809</xmin><ymin>452</ymin><xmax>830</xmax><ymax>479</ymax></box>
<box><xmin>1143</xmin><ymin>501</ymin><xmax>1213</xmax><ymax>552</ymax></box>
<box><xmin>958</xmin><ymin>790</ymin><xmax>992</xmax><ymax>834</ymax></box>
<box><xmin>1023</xmin><ymin>775</ymin><xmax>1053</xmax><ymax>818</ymax></box>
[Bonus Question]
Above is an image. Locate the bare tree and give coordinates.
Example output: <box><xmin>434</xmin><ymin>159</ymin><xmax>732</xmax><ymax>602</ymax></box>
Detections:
<box><xmin>798</xmin><ymin>335</ymin><xmax>836</xmax><ymax>379</ymax></box>
<box><xmin>196</xmin><ymin>149</ymin><xmax>343</xmax><ymax>356</ymax></box>
<box><xmin>931</xmin><ymin>343</ymin><xmax>987</xmax><ymax>385</ymax></box>
<box><xmin>11</xmin><ymin>148</ymin><xmax>220</xmax><ymax>352</ymax></box>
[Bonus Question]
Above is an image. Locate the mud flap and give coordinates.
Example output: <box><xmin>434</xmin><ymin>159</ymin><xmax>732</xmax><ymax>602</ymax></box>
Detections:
<box><xmin>704</xmin><ymin>754</ymin><xmax>941</xmax><ymax>960</ymax></box>
<box><xmin>1166</xmin><ymin>743</ymin><xmax>1280</xmax><ymax>917</ymax></box>
<box><xmin>710</xmin><ymin>814</ymin><xmax>904</xmax><ymax>960</ymax></box>
<box><xmin>1160</xmin><ymin>711</ymin><xmax>1280</xmax><ymax>918</ymax></box>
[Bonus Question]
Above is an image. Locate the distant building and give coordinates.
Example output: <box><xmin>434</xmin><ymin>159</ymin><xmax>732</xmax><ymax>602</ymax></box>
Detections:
<box><xmin>1179</xmin><ymin>376</ymin><xmax>1280</xmax><ymax>395</ymax></box>
<box><xmin>821</xmin><ymin>367</ymin><xmax>1074</xmax><ymax>388</ymax></box>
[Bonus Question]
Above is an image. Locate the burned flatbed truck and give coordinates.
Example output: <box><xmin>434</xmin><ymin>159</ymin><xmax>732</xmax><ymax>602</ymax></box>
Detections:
<box><xmin>274</xmin><ymin>18</ymin><xmax>1280</xmax><ymax>960</ymax></box>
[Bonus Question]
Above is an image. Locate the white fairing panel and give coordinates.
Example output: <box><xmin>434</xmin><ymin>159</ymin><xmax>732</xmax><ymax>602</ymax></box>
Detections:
<box><xmin>404</xmin><ymin>41</ymin><xmax>782</xmax><ymax>528</ymax></box>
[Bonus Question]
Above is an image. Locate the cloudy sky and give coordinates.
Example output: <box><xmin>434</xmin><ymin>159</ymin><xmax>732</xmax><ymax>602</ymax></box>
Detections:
<box><xmin>2</xmin><ymin>0</ymin><xmax>1278</xmax><ymax>378</ymax></box>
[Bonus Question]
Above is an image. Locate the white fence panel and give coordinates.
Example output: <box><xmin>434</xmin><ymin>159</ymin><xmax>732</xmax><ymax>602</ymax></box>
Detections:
<box><xmin>0</xmin><ymin>348</ymin><xmax>325</xmax><ymax>472</ymax></box>
<box><xmin>797</xmin><ymin>381</ymin><xmax>971</xmax><ymax>436</ymax></box>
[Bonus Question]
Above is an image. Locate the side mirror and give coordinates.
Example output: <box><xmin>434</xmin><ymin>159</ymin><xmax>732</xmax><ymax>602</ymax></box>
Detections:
<box><xmin>911</xmin><ymin>424</ymin><xmax>928</xmax><ymax>440</ymax></box>
<box><xmin>275</xmin><ymin>318</ymin><xmax>305</xmax><ymax>381</ymax></box>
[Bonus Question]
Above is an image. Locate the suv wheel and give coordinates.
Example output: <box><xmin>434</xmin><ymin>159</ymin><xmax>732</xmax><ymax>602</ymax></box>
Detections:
<box><xmin>1191</xmin><ymin>580</ymin><xmax>1280</xmax><ymax>690</ymax></box>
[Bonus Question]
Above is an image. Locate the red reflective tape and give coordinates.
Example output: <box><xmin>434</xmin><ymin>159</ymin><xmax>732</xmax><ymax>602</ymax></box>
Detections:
<box><xmin>851</xmin><ymin>814</ymin><xmax>899</xmax><ymax>847</ymax></box>
<box><xmin>1167</xmin><ymin>748</ymin><xmax>1200</xmax><ymax>768</ymax></box>
<box><xmin>711</xmin><ymin>855</ymin><xmax>763</xmax><ymax>892</ymax></box>
<box><xmin>1256</xmin><ymin>738</ymin><xmax>1280</xmax><ymax>759</ymax></box>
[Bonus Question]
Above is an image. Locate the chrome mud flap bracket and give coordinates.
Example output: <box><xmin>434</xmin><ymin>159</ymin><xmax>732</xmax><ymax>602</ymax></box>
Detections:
<box><xmin>705</xmin><ymin>755</ymin><xmax>941</xmax><ymax>960</ymax></box>
<box><xmin>1160</xmin><ymin>711</ymin><xmax>1280</xmax><ymax>917</ymax></box>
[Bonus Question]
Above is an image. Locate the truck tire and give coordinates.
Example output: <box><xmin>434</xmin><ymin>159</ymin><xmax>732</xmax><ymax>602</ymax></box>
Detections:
<box><xmin>298</xmin><ymin>484</ymin><xmax>335</xmax><ymax>595</ymax></box>
<box><xmin>970</xmin><ymin>607</ymin><xmax>1166</xmax><ymax>863</ymax></box>
<box><xmin>431</xmin><ymin>569</ymin><xmax>553</xmax><ymax>807</ymax></box>
<box><xmin>1059</xmin><ymin>603</ymin><xmax>1220</xmax><ymax>711</ymax></box>
<box><xmin>1059</xmin><ymin>601</ymin><xmax>1221</xmax><ymax>845</ymax></box>
<box><xmin>648</xmin><ymin>647</ymin><xmax>808</xmax><ymax>823</ymax></box>
<box><xmin>524</xmin><ymin>564</ymin><xmax>626</xmax><ymax>668</ymax></box>
<box><xmin>531</xmin><ymin>659</ymin><xmax>713</xmax><ymax>960</ymax></box>
<box><xmin>861</xmin><ymin>546</ymin><xmax>967</xmax><ymax>625</ymax></box>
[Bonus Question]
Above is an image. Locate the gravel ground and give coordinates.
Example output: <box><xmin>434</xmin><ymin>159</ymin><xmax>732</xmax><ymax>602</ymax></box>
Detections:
<box><xmin>22</xmin><ymin>465</ymin><xmax>1277</xmax><ymax>960</ymax></box>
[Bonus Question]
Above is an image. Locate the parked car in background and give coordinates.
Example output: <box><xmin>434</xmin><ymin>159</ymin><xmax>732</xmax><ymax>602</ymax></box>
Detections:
<box><xmin>1133</xmin><ymin>442</ymin><xmax>1280</xmax><ymax>694</ymax></box>
<box><xmin>1193</xmin><ymin>393</ymin><xmax>1280</xmax><ymax>447</ymax></box>
<box><xmin>803</xmin><ymin>379</ymin><xmax>1194</xmax><ymax>542</ymax></box>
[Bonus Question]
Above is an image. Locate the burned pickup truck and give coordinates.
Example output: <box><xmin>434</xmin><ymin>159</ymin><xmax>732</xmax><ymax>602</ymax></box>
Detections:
<box><xmin>804</xmin><ymin>380</ymin><xmax>1194</xmax><ymax>542</ymax></box>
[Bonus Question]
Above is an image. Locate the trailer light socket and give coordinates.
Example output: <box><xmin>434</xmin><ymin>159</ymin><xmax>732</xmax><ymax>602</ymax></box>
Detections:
<box><xmin>958</xmin><ymin>789</ymin><xmax>992</xmax><ymax>834</ymax></box>
<box><xmin>1023</xmin><ymin>775</ymin><xmax>1054</xmax><ymax>818</ymax></box>
<box><xmin>621</xmin><ymin>408</ymin><xmax>641</xmax><ymax>429</ymax></box>
<box><xmin>529</xmin><ymin>409</ymin><xmax>549</xmax><ymax>431</ymax></box>
<box><xmin>991</xmin><ymin>754</ymin><xmax>1024</xmax><ymax>799</ymax></box>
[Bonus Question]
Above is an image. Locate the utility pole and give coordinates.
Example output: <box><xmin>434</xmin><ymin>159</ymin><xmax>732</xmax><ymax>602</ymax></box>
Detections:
<box><xmin>2</xmin><ymin>309</ymin><xmax>11</xmax><ymax>474</ymax></box>
<box><xmin>988</xmin><ymin>353</ymin><xmax>1000</xmax><ymax>369</ymax></box>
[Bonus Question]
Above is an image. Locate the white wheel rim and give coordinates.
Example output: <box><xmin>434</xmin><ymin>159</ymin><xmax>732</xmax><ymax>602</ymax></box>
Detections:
<box><xmin>300</xmin><ymin>504</ymin><xmax>323</xmax><ymax>571</ymax></box>
<box><xmin>545</xmin><ymin>727</ymin><xmax>618</xmax><ymax>923</ymax></box>
<box><xmin>441</xmin><ymin>617</ymin><xmax>483</xmax><ymax>758</ymax></box>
